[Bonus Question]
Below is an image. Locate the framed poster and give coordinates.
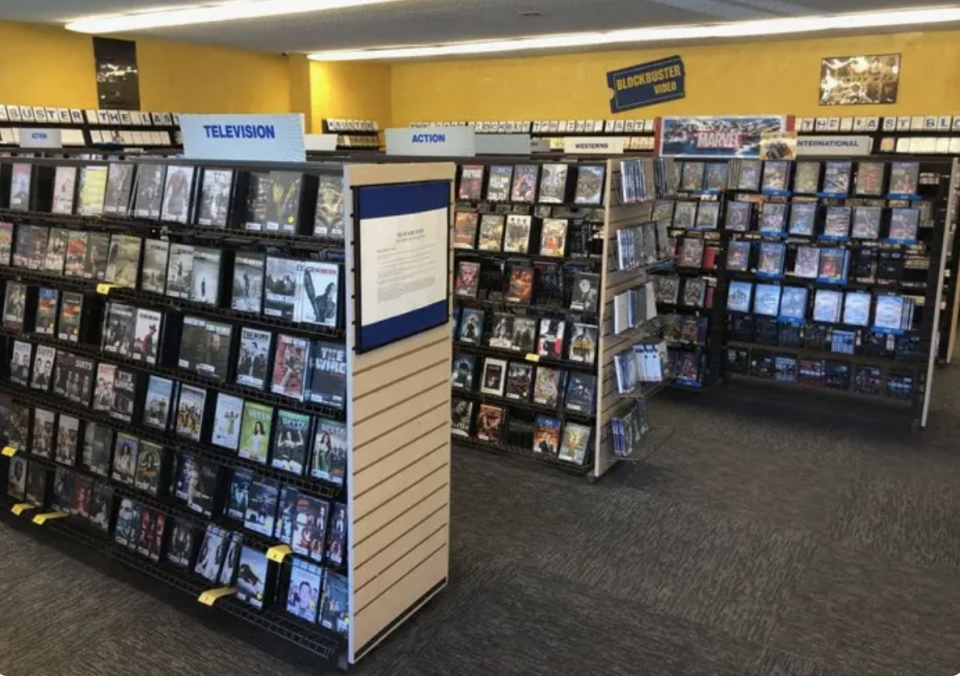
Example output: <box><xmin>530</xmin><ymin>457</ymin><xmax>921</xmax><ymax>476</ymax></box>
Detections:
<box><xmin>355</xmin><ymin>180</ymin><xmax>450</xmax><ymax>353</ymax></box>
<box><xmin>820</xmin><ymin>54</ymin><xmax>900</xmax><ymax>105</ymax></box>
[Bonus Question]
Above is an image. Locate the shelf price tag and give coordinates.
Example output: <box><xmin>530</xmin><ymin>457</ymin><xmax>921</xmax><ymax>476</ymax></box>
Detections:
<box><xmin>32</xmin><ymin>511</ymin><xmax>67</xmax><ymax>525</ymax></box>
<box><xmin>266</xmin><ymin>544</ymin><xmax>292</xmax><ymax>563</ymax></box>
<box><xmin>525</xmin><ymin>353</ymin><xmax>540</xmax><ymax>363</ymax></box>
<box><xmin>11</xmin><ymin>503</ymin><xmax>34</xmax><ymax>516</ymax></box>
<box><xmin>198</xmin><ymin>587</ymin><xmax>237</xmax><ymax>606</ymax></box>
<box><xmin>96</xmin><ymin>283</ymin><xmax>115</xmax><ymax>295</ymax></box>
<box><xmin>2</xmin><ymin>446</ymin><xmax>17</xmax><ymax>457</ymax></box>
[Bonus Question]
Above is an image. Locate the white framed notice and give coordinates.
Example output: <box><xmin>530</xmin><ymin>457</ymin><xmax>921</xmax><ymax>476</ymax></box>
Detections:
<box><xmin>354</xmin><ymin>180</ymin><xmax>450</xmax><ymax>353</ymax></box>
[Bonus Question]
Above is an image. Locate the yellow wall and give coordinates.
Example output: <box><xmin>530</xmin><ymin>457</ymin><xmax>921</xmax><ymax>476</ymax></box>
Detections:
<box><xmin>391</xmin><ymin>30</ymin><xmax>960</xmax><ymax>125</ymax></box>
<box><xmin>0</xmin><ymin>21</ymin><xmax>98</xmax><ymax>108</ymax></box>
<box><xmin>0</xmin><ymin>19</ymin><xmax>291</xmax><ymax>115</ymax></box>
<box><xmin>136</xmin><ymin>37</ymin><xmax>290</xmax><ymax>114</ymax></box>
<box><xmin>309</xmin><ymin>61</ymin><xmax>392</xmax><ymax>131</ymax></box>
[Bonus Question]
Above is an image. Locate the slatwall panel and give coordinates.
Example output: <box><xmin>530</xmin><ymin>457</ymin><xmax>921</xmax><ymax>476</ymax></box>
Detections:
<box><xmin>594</xmin><ymin>161</ymin><xmax>655</xmax><ymax>478</ymax></box>
<box><xmin>344</xmin><ymin>163</ymin><xmax>454</xmax><ymax>663</ymax></box>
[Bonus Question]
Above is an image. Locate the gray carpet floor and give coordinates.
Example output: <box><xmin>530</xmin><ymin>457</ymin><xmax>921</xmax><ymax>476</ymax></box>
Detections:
<box><xmin>5</xmin><ymin>360</ymin><xmax>960</xmax><ymax>675</ymax></box>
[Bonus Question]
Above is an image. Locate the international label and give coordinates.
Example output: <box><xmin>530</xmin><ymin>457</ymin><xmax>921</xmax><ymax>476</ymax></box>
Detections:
<box><xmin>607</xmin><ymin>56</ymin><xmax>685</xmax><ymax>113</ymax></box>
<box><xmin>796</xmin><ymin>135</ymin><xmax>874</xmax><ymax>157</ymax></box>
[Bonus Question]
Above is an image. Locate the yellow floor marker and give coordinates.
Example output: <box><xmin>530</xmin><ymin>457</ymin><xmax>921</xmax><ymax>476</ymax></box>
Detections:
<box><xmin>11</xmin><ymin>503</ymin><xmax>34</xmax><ymax>516</ymax></box>
<box><xmin>32</xmin><ymin>511</ymin><xmax>68</xmax><ymax>525</ymax></box>
<box><xmin>266</xmin><ymin>544</ymin><xmax>292</xmax><ymax>563</ymax></box>
<box><xmin>198</xmin><ymin>587</ymin><xmax>237</xmax><ymax>606</ymax></box>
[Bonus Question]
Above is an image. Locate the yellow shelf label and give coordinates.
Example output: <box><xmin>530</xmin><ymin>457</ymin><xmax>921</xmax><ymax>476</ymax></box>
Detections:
<box><xmin>266</xmin><ymin>544</ymin><xmax>292</xmax><ymax>563</ymax></box>
<box><xmin>198</xmin><ymin>587</ymin><xmax>237</xmax><ymax>606</ymax></box>
<box><xmin>32</xmin><ymin>511</ymin><xmax>67</xmax><ymax>525</ymax></box>
<box><xmin>11</xmin><ymin>503</ymin><xmax>34</xmax><ymax>516</ymax></box>
<box><xmin>525</xmin><ymin>353</ymin><xmax>541</xmax><ymax>363</ymax></box>
<box><xmin>96</xmin><ymin>283</ymin><xmax>115</xmax><ymax>295</ymax></box>
<box><xmin>1</xmin><ymin>446</ymin><xmax>17</xmax><ymax>457</ymax></box>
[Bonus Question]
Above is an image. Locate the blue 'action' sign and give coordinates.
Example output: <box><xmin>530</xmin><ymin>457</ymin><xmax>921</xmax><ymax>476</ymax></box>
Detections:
<box><xmin>607</xmin><ymin>55</ymin><xmax>685</xmax><ymax>113</ymax></box>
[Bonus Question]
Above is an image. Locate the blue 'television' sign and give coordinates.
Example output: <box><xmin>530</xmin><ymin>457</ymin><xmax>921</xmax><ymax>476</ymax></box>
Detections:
<box><xmin>607</xmin><ymin>55</ymin><xmax>685</xmax><ymax>114</ymax></box>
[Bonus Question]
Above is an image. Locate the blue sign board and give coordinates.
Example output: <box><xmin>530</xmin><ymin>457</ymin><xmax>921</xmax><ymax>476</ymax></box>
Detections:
<box><xmin>180</xmin><ymin>113</ymin><xmax>306</xmax><ymax>162</ymax></box>
<box><xmin>607</xmin><ymin>56</ymin><xmax>685</xmax><ymax>113</ymax></box>
<box><xmin>356</xmin><ymin>181</ymin><xmax>450</xmax><ymax>353</ymax></box>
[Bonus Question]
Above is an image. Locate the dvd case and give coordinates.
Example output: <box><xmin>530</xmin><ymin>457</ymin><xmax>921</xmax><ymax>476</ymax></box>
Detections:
<box><xmin>272</xmin><ymin>410</ymin><xmax>311</xmax><ymax>475</ymax></box>
<box><xmin>51</xmin><ymin>166</ymin><xmax>77</xmax><ymax>215</ymax></box>
<box><xmin>143</xmin><ymin>375</ymin><xmax>175</xmax><ymax>431</ymax></box>
<box><xmin>314</xmin><ymin>173</ymin><xmax>345</xmax><ymax>239</ymax></box>
<box><xmin>264</xmin><ymin>256</ymin><xmax>300</xmax><ymax>319</ymax></box>
<box><xmin>574</xmin><ymin>165</ymin><xmax>605</xmax><ymax>205</ymax></box>
<box><xmin>161</xmin><ymin>165</ymin><xmax>196</xmax><ymax>224</ymax></box>
<box><xmin>239</xmin><ymin>401</ymin><xmax>273</xmax><ymax>465</ymax></box>
<box><xmin>459</xmin><ymin>165</ymin><xmax>484</xmax><ymax>201</ymax></box>
<box><xmin>511</xmin><ymin>165</ymin><xmax>539</xmax><ymax>203</ymax></box>
<box><xmin>486</xmin><ymin>166</ymin><xmax>513</xmax><ymax>202</ymax></box>
<box><xmin>197</xmin><ymin>169</ymin><xmax>233</xmax><ymax>228</ymax></box>
<box><xmin>477</xmin><ymin>214</ymin><xmax>505</xmax><ymax>251</ymax></box>
<box><xmin>140</xmin><ymin>239</ymin><xmax>169</xmax><ymax>294</ymax></box>
<box><xmin>103</xmin><ymin>163</ymin><xmax>135</xmax><ymax>215</ymax></box>
<box><xmin>191</xmin><ymin>247</ymin><xmax>221</xmax><ymax>305</ymax></box>
<box><xmin>105</xmin><ymin>235</ymin><xmax>142</xmax><ymax>288</ymax></box>
<box><xmin>133</xmin><ymin>164</ymin><xmax>166</xmax><ymax>219</ymax></box>
<box><xmin>77</xmin><ymin>167</ymin><xmax>108</xmax><ymax>216</ymax></box>
<box><xmin>311</xmin><ymin>419</ymin><xmax>346</xmax><ymax>485</ymax></box>
<box><xmin>454</xmin><ymin>212</ymin><xmax>479</xmax><ymax>250</ymax></box>
<box><xmin>232</xmin><ymin>252</ymin><xmax>265</xmax><ymax>313</ymax></box>
<box><xmin>30</xmin><ymin>409</ymin><xmax>54</xmax><ymax>458</ymax></box>
<box><xmin>309</xmin><ymin>341</ymin><xmax>346</xmax><ymax>409</ymax></box>
<box><xmin>166</xmin><ymin>243</ymin><xmax>194</xmax><ymax>299</ymax></box>
<box><xmin>271</xmin><ymin>334</ymin><xmax>310</xmax><ymax>401</ymax></box>
<box><xmin>297</xmin><ymin>261</ymin><xmax>340</xmax><ymax>327</ymax></box>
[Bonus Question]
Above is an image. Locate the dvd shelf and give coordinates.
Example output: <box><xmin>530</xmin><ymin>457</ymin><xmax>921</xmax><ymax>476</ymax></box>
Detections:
<box><xmin>0</xmin><ymin>156</ymin><xmax>454</xmax><ymax>667</ymax></box>
<box><xmin>0</xmin><ymin>105</ymin><xmax>181</xmax><ymax>148</ymax></box>
<box><xmin>321</xmin><ymin>119</ymin><xmax>380</xmax><ymax>150</ymax></box>
<box><xmin>652</xmin><ymin>155</ymin><xmax>956</xmax><ymax>428</ymax></box>
<box><xmin>449</xmin><ymin>156</ymin><xmax>675</xmax><ymax>479</ymax></box>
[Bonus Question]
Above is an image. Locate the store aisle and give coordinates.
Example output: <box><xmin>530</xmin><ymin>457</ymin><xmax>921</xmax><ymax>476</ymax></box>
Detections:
<box><xmin>4</xmin><ymin>365</ymin><xmax>960</xmax><ymax>675</ymax></box>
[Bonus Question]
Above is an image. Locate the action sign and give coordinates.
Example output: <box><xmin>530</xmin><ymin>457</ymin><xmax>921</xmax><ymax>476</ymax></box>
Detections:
<box><xmin>20</xmin><ymin>128</ymin><xmax>62</xmax><ymax>149</ymax></box>
<box><xmin>180</xmin><ymin>113</ymin><xmax>306</xmax><ymax>162</ymax></box>
<box><xmin>607</xmin><ymin>56</ymin><xmax>685</xmax><ymax>113</ymax></box>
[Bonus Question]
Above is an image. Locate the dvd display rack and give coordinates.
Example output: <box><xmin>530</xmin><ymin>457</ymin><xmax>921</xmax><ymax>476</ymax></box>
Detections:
<box><xmin>649</xmin><ymin>162</ymin><xmax>725</xmax><ymax>390</ymax></box>
<box><xmin>0</xmin><ymin>156</ymin><xmax>454</xmax><ymax>667</ymax></box>
<box><xmin>449</xmin><ymin>156</ymin><xmax>674</xmax><ymax>479</ymax></box>
<box><xmin>653</xmin><ymin>155</ymin><xmax>956</xmax><ymax>428</ymax></box>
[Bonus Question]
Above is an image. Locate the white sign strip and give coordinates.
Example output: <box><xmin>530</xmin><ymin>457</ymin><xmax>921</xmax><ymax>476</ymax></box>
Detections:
<box><xmin>19</xmin><ymin>128</ymin><xmax>62</xmax><ymax>149</ymax></box>
<box><xmin>385</xmin><ymin>127</ymin><xmax>476</xmax><ymax>156</ymax></box>
<box><xmin>563</xmin><ymin>136</ymin><xmax>625</xmax><ymax>155</ymax></box>
<box><xmin>796</xmin><ymin>135</ymin><xmax>873</xmax><ymax>156</ymax></box>
<box><xmin>180</xmin><ymin>113</ymin><xmax>306</xmax><ymax>162</ymax></box>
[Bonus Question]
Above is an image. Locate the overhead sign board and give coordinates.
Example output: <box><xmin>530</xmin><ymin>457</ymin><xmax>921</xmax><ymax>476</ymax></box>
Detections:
<box><xmin>386</xmin><ymin>127</ymin><xmax>476</xmax><ymax>156</ymax></box>
<box><xmin>180</xmin><ymin>113</ymin><xmax>306</xmax><ymax>162</ymax></box>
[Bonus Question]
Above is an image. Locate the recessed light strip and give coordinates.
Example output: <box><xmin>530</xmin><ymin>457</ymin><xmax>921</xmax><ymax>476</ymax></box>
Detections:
<box><xmin>307</xmin><ymin>5</ymin><xmax>960</xmax><ymax>61</ymax></box>
<box><xmin>65</xmin><ymin>0</ymin><xmax>406</xmax><ymax>34</ymax></box>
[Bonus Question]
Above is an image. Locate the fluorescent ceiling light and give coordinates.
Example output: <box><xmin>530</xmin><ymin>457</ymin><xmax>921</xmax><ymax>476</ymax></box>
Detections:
<box><xmin>65</xmin><ymin>0</ymin><xmax>405</xmax><ymax>33</ymax></box>
<box><xmin>308</xmin><ymin>5</ymin><xmax>960</xmax><ymax>61</ymax></box>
